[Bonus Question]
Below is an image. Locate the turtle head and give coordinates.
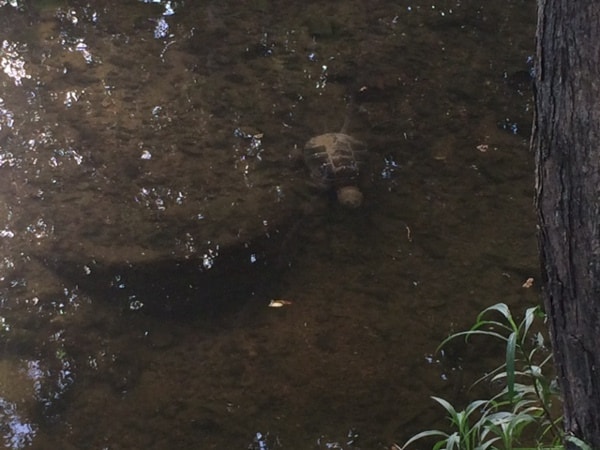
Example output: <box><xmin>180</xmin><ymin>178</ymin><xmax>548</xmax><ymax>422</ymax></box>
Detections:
<box><xmin>337</xmin><ymin>186</ymin><xmax>363</xmax><ymax>208</ymax></box>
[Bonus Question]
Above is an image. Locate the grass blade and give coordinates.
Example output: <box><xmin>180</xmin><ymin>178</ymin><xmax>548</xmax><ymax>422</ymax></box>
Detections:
<box><xmin>399</xmin><ymin>430</ymin><xmax>449</xmax><ymax>450</ymax></box>
<box><xmin>506</xmin><ymin>331</ymin><xmax>517</xmax><ymax>401</ymax></box>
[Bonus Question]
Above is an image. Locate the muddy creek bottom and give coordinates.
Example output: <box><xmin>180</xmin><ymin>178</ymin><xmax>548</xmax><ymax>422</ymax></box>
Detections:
<box><xmin>2</xmin><ymin>194</ymin><xmax>539</xmax><ymax>450</ymax></box>
<box><xmin>0</xmin><ymin>2</ymin><xmax>539</xmax><ymax>448</ymax></box>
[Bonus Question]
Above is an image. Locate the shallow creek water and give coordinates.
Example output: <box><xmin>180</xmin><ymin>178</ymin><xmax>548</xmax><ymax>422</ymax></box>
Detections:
<box><xmin>0</xmin><ymin>1</ymin><xmax>538</xmax><ymax>448</ymax></box>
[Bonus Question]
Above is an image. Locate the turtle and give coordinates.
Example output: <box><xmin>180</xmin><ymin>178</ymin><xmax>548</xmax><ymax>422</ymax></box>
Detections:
<box><xmin>303</xmin><ymin>131</ymin><xmax>368</xmax><ymax>208</ymax></box>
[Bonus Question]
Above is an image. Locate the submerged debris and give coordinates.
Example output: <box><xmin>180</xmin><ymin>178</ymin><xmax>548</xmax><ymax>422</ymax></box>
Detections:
<box><xmin>268</xmin><ymin>299</ymin><xmax>293</xmax><ymax>308</ymax></box>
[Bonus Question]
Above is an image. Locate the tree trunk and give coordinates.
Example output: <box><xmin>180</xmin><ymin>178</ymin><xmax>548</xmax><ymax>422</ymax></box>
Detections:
<box><xmin>533</xmin><ymin>1</ymin><xmax>600</xmax><ymax>449</ymax></box>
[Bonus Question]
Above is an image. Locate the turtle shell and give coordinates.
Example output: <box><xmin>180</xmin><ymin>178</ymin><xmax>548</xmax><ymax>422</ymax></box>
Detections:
<box><xmin>303</xmin><ymin>133</ymin><xmax>367</xmax><ymax>188</ymax></box>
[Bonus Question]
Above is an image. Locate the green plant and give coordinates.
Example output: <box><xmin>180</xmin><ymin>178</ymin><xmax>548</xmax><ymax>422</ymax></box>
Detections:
<box><xmin>396</xmin><ymin>303</ymin><xmax>564</xmax><ymax>450</ymax></box>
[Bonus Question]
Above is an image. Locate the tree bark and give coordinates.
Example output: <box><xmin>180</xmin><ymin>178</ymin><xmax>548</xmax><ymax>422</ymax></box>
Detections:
<box><xmin>534</xmin><ymin>1</ymin><xmax>600</xmax><ymax>449</ymax></box>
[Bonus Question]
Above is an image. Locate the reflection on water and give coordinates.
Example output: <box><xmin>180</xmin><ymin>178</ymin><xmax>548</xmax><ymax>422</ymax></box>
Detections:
<box><xmin>1</xmin><ymin>39</ymin><xmax>30</xmax><ymax>86</ymax></box>
<box><xmin>0</xmin><ymin>0</ymin><xmax>538</xmax><ymax>448</ymax></box>
<box><xmin>0</xmin><ymin>398</ymin><xmax>36</xmax><ymax>449</ymax></box>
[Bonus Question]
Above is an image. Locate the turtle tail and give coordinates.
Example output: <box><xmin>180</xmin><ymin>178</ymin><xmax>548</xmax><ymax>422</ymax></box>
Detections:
<box><xmin>340</xmin><ymin>93</ymin><xmax>358</xmax><ymax>134</ymax></box>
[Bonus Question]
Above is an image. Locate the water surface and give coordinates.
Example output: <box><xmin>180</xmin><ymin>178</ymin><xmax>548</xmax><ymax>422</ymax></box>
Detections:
<box><xmin>0</xmin><ymin>1</ymin><xmax>538</xmax><ymax>448</ymax></box>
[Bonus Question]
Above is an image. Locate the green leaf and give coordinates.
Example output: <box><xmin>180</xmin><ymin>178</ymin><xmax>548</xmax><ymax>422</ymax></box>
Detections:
<box><xmin>431</xmin><ymin>396</ymin><xmax>458</xmax><ymax>416</ymax></box>
<box><xmin>399</xmin><ymin>429</ymin><xmax>449</xmax><ymax>450</ymax></box>
<box><xmin>476</xmin><ymin>436</ymin><xmax>501</xmax><ymax>450</ymax></box>
<box><xmin>445</xmin><ymin>432</ymin><xmax>461</xmax><ymax>450</ymax></box>
<box><xmin>506</xmin><ymin>331</ymin><xmax>517</xmax><ymax>400</ymax></box>
<box><xmin>520</xmin><ymin>306</ymin><xmax>540</xmax><ymax>344</ymax></box>
<box><xmin>478</xmin><ymin>303</ymin><xmax>518</xmax><ymax>331</ymax></box>
<box><xmin>479</xmin><ymin>303</ymin><xmax>510</xmax><ymax>319</ymax></box>
<box><xmin>565</xmin><ymin>435</ymin><xmax>593</xmax><ymax>450</ymax></box>
<box><xmin>471</xmin><ymin>319</ymin><xmax>512</xmax><ymax>333</ymax></box>
<box><xmin>437</xmin><ymin>330</ymin><xmax>507</xmax><ymax>354</ymax></box>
